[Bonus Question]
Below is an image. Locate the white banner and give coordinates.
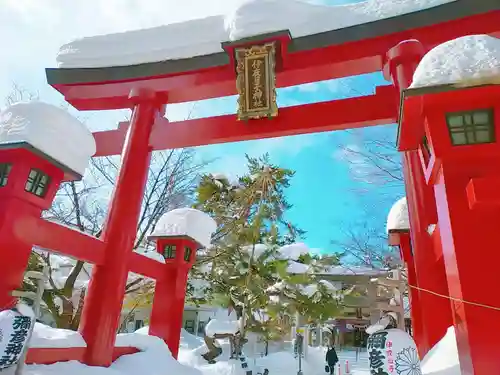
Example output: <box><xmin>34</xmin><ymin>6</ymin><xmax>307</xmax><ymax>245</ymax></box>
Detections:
<box><xmin>0</xmin><ymin>308</ymin><xmax>34</xmax><ymax>371</ymax></box>
<box><xmin>367</xmin><ymin>329</ymin><xmax>421</xmax><ymax>375</ymax></box>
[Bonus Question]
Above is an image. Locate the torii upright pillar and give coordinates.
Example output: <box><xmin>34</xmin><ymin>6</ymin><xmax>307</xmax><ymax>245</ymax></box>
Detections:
<box><xmin>79</xmin><ymin>89</ymin><xmax>164</xmax><ymax>367</ymax></box>
<box><xmin>384</xmin><ymin>40</ymin><xmax>452</xmax><ymax>356</ymax></box>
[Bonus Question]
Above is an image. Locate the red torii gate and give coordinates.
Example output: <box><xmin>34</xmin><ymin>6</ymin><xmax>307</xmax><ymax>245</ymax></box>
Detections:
<box><xmin>0</xmin><ymin>1</ymin><xmax>498</xmax><ymax>373</ymax></box>
<box><xmin>44</xmin><ymin>3</ymin><xmax>500</xmax><ymax>369</ymax></box>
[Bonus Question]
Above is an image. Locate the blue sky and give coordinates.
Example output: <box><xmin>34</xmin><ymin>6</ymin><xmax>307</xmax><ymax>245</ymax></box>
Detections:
<box><xmin>0</xmin><ymin>0</ymin><xmax>406</xmax><ymax>255</ymax></box>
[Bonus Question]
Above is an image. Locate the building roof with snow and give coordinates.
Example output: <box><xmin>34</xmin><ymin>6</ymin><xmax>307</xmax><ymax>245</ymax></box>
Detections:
<box><xmin>387</xmin><ymin>197</ymin><xmax>410</xmax><ymax>233</ymax></box>
<box><xmin>150</xmin><ymin>208</ymin><xmax>217</xmax><ymax>248</ymax></box>
<box><xmin>0</xmin><ymin>102</ymin><xmax>96</xmax><ymax>177</ymax></box>
<box><xmin>411</xmin><ymin>34</ymin><xmax>500</xmax><ymax>89</ymax></box>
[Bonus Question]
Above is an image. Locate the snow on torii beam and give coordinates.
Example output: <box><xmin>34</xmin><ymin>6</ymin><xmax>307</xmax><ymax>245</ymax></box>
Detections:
<box><xmin>92</xmin><ymin>85</ymin><xmax>398</xmax><ymax>156</ymax></box>
<box><xmin>45</xmin><ymin>4</ymin><xmax>500</xmax><ymax>110</ymax></box>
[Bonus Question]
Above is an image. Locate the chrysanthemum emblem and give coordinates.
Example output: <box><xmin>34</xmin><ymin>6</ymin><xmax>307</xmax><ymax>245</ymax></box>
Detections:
<box><xmin>395</xmin><ymin>347</ymin><xmax>421</xmax><ymax>375</ymax></box>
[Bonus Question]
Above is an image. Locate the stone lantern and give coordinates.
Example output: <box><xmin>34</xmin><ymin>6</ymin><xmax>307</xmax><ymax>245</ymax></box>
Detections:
<box><xmin>0</xmin><ymin>102</ymin><xmax>95</xmax><ymax>309</ymax></box>
<box><xmin>148</xmin><ymin>207</ymin><xmax>216</xmax><ymax>358</ymax></box>
<box><xmin>399</xmin><ymin>34</ymin><xmax>500</xmax><ymax>374</ymax></box>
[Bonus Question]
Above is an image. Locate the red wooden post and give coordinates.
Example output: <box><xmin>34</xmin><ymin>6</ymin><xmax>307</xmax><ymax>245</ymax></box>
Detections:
<box><xmin>148</xmin><ymin>208</ymin><xmax>216</xmax><ymax>359</ymax></box>
<box><xmin>384</xmin><ymin>40</ymin><xmax>452</xmax><ymax>356</ymax></box>
<box><xmin>400</xmin><ymin>233</ymin><xmax>425</xmax><ymax>354</ymax></box>
<box><xmin>0</xmin><ymin>149</ymin><xmax>64</xmax><ymax>309</ymax></box>
<box><xmin>148</xmin><ymin>237</ymin><xmax>197</xmax><ymax>359</ymax></box>
<box><xmin>389</xmin><ymin>227</ymin><xmax>426</xmax><ymax>354</ymax></box>
<box><xmin>79</xmin><ymin>89</ymin><xmax>162</xmax><ymax>366</ymax></box>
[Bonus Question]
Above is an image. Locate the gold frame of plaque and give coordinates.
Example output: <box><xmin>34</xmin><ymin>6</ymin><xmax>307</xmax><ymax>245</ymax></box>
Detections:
<box><xmin>235</xmin><ymin>42</ymin><xmax>278</xmax><ymax>121</ymax></box>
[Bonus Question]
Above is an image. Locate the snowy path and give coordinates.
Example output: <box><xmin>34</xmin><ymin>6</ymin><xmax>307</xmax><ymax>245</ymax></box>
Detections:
<box><xmin>337</xmin><ymin>351</ymin><xmax>370</xmax><ymax>374</ymax></box>
<box><xmin>304</xmin><ymin>350</ymin><xmax>370</xmax><ymax>375</ymax></box>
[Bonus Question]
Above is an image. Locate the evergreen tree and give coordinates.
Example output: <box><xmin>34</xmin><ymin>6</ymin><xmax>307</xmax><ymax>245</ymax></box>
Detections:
<box><xmin>194</xmin><ymin>154</ymin><xmax>343</xmax><ymax>347</ymax></box>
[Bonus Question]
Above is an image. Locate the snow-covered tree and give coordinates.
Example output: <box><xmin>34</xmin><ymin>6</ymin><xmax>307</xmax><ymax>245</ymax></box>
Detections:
<box><xmin>194</xmin><ymin>155</ymin><xmax>342</xmax><ymax>346</ymax></box>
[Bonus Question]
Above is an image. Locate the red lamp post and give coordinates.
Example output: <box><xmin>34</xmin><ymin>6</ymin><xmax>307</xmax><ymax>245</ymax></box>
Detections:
<box><xmin>386</xmin><ymin>197</ymin><xmax>426</xmax><ymax>355</ymax></box>
<box><xmin>400</xmin><ymin>49</ymin><xmax>500</xmax><ymax>373</ymax></box>
<box><xmin>385</xmin><ymin>40</ymin><xmax>452</xmax><ymax>357</ymax></box>
<box><xmin>0</xmin><ymin>102</ymin><xmax>96</xmax><ymax>310</ymax></box>
<box><xmin>148</xmin><ymin>208</ymin><xmax>216</xmax><ymax>359</ymax></box>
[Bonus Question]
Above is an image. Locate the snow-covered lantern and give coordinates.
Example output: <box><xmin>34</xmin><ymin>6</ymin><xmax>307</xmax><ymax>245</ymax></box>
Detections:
<box><xmin>148</xmin><ymin>207</ymin><xmax>216</xmax><ymax>359</ymax></box>
<box><xmin>386</xmin><ymin>197</ymin><xmax>411</xmax><ymax>263</ymax></box>
<box><xmin>400</xmin><ymin>35</ymin><xmax>500</xmax><ymax>196</ymax></box>
<box><xmin>0</xmin><ymin>102</ymin><xmax>95</xmax><ymax>309</ymax></box>
<box><xmin>0</xmin><ymin>101</ymin><xmax>96</xmax><ymax>209</ymax></box>
<box><xmin>149</xmin><ymin>207</ymin><xmax>216</xmax><ymax>267</ymax></box>
<box><xmin>387</xmin><ymin>197</ymin><xmax>409</xmax><ymax>243</ymax></box>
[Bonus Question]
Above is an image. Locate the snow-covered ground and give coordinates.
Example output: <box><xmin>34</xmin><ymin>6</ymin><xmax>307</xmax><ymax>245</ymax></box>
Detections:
<box><xmin>21</xmin><ymin>322</ymin><xmax>459</xmax><ymax>375</ymax></box>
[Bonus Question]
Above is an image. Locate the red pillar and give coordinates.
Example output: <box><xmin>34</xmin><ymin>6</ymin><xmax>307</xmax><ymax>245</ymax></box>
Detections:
<box><xmin>384</xmin><ymin>40</ymin><xmax>452</xmax><ymax>356</ymax></box>
<box><xmin>149</xmin><ymin>237</ymin><xmax>197</xmax><ymax>359</ymax></box>
<box><xmin>0</xmin><ymin>150</ymin><xmax>64</xmax><ymax>309</ymax></box>
<box><xmin>434</xmin><ymin>168</ymin><xmax>500</xmax><ymax>375</ymax></box>
<box><xmin>398</xmin><ymin>233</ymin><xmax>426</xmax><ymax>355</ymax></box>
<box><xmin>79</xmin><ymin>89</ymin><xmax>162</xmax><ymax>366</ymax></box>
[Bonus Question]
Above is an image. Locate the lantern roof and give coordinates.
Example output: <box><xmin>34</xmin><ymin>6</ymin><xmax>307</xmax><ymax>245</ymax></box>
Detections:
<box><xmin>0</xmin><ymin>101</ymin><xmax>96</xmax><ymax>177</ymax></box>
<box><xmin>387</xmin><ymin>197</ymin><xmax>410</xmax><ymax>233</ymax></box>
<box><xmin>411</xmin><ymin>34</ymin><xmax>500</xmax><ymax>89</ymax></box>
<box><xmin>150</xmin><ymin>208</ymin><xmax>217</xmax><ymax>248</ymax></box>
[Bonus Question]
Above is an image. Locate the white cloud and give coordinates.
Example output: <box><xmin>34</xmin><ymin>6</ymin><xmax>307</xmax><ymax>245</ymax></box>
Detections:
<box><xmin>0</xmin><ymin>0</ymin><xmax>233</xmax><ymax>97</ymax></box>
<box><xmin>0</xmin><ymin>0</ymin><xmax>237</xmax><ymax>128</ymax></box>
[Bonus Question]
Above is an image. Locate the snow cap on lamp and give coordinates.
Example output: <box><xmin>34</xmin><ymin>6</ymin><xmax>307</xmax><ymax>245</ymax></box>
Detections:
<box><xmin>0</xmin><ymin>101</ymin><xmax>96</xmax><ymax>178</ymax></box>
<box><xmin>411</xmin><ymin>34</ymin><xmax>500</xmax><ymax>88</ymax></box>
<box><xmin>387</xmin><ymin>197</ymin><xmax>409</xmax><ymax>233</ymax></box>
<box><xmin>150</xmin><ymin>207</ymin><xmax>217</xmax><ymax>248</ymax></box>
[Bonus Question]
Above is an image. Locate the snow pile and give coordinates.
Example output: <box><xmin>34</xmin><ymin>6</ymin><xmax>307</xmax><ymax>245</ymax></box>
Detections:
<box><xmin>134</xmin><ymin>248</ymin><xmax>165</xmax><ymax>264</ymax></box>
<box><xmin>178</xmin><ymin>341</ymin><xmax>319</xmax><ymax>375</ymax></box>
<box><xmin>387</xmin><ymin>197</ymin><xmax>409</xmax><ymax>232</ymax></box>
<box><xmin>30</xmin><ymin>323</ymin><xmax>87</xmax><ymax>348</ymax></box>
<box><xmin>225</xmin><ymin>0</ymin><xmax>455</xmax><ymax>41</ymax></box>
<box><xmin>150</xmin><ymin>208</ymin><xmax>217</xmax><ymax>248</ymax></box>
<box><xmin>421</xmin><ymin>326</ymin><xmax>460</xmax><ymax>375</ymax></box>
<box><xmin>286</xmin><ymin>260</ymin><xmax>311</xmax><ymax>274</ymax></box>
<box><xmin>205</xmin><ymin>318</ymin><xmax>240</xmax><ymax>337</ymax></box>
<box><xmin>25</xmin><ymin>322</ymin><xmax>347</xmax><ymax>375</ymax></box>
<box><xmin>322</xmin><ymin>265</ymin><xmax>382</xmax><ymax>276</ymax></box>
<box><xmin>189</xmin><ymin>278</ymin><xmax>212</xmax><ymax>299</ymax></box>
<box><xmin>266</xmin><ymin>281</ymin><xmax>286</xmax><ymax>293</ymax></box>
<box><xmin>179</xmin><ymin>329</ymin><xmax>206</xmax><ymax>350</ymax></box>
<box><xmin>26</xmin><ymin>329</ymin><xmax>201</xmax><ymax>375</ymax></box>
<box><xmin>300</xmin><ymin>279</ymin><xmax>338</xmax><ymax>298</ymax></box>
<box><xmin>0</xmin><ymin>102</ymin><xmax>96</xmax><ymax>176</ymax></box>
<box><xmin>278</xmin><ymin>242</ymin><xmax>309</xmax><ymax>261</ymax></box>
<box><xmin>241</xmin><ymin>243</ymin><xmax>268</xmax><ymax>259</ymax></box>
<box><xmin>115</xmin><ymin>333</ymin><xmax>202</xmax><ymax>375</ymax></box>
<box><xmin>412</xmin><ymin>35</ymin><xmax>500</xmax><ymax>88</ymax></box>
<box><xmin>56</xmin><ymin>0</ymin><xmax>456</xmax><ymax>68</ymax></box>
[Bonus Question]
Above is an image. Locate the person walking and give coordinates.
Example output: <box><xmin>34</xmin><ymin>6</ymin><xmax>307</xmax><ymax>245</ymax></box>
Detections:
<box><xmin>325</xmin><ymin>345</ymin><xmax>339</xmax><ymax>375</ymax></box>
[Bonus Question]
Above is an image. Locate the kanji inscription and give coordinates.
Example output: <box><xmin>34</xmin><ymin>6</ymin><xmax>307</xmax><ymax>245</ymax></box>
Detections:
<box><xmin>235</xmin><ymin>42</ymin><xmax>278</xmax><ymax>120</ymax></box>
